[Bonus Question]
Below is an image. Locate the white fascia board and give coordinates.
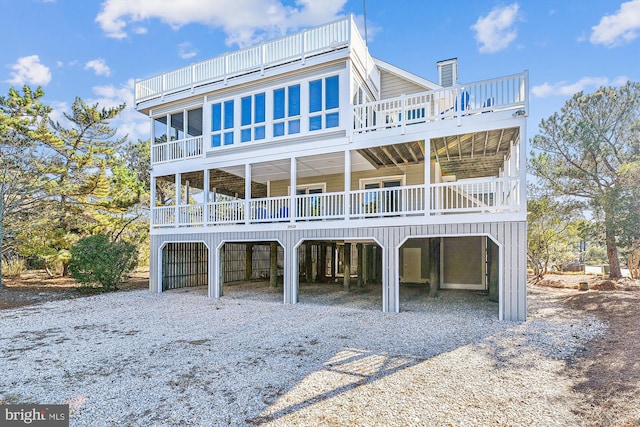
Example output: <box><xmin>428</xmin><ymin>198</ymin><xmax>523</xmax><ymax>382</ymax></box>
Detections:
<box><xmin>373</xmin><ymin>57</ymin><xmax>441</xmax><ymax>90</ymax></box>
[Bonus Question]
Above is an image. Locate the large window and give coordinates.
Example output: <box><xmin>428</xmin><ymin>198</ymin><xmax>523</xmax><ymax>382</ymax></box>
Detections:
<box><xmin>153</xmin><ymin>107</ymin><xmax>202</xmax><ymax>144</ymax></box>
<box><xmin>212</xmin><ymin>100</ymin><xmax>234</xmax><ymax>147</ymax></box>
<box><xmin>309</xmin><ymin>75</ymin><xmax>339</xmax><ymax>131</ymax></box>
<box><xmin>240</xmin><ymin>93</ymin><xmax>266</xmax><ymax>143</ymax></box>
<box><xmin>273</xmin><ymin>84</ymin><xmax>300</xmax><ymax>137</ymax></box>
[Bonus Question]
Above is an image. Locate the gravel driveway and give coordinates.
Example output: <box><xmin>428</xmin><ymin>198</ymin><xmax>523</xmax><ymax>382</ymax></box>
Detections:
<box><xmin>0</xmin><ymin>285</ymin><xmax>604</xmax><ymax>426</ymax></box>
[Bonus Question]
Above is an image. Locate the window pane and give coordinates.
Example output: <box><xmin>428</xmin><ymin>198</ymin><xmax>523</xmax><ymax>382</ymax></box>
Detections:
<box><xmin>241</xmin><ymin>129</ymin><xmax>251</xmax><ymax>142</ymax></box>
<box><xmin>289</xmin><ymin>119</ymin><xmax>300</xmax><ymax>134</ymax></box>
<box><xmin>288</xmin><ymin>84</ymin><xmax>300</xmax><ymax>116</ymax></box>
<box><xmin>170</xmin><ymin>112</ymin><xmax>184</xmax><ymax>140</ymax></box>
<box><xmin>212</xmin><ymin>103</ymin><xmax>221</xmax><ymax>132</ymax></box>
<box><xmin>273</xmin><ymin>122</ymin><xmax>285</xmax><ymax>137</ymax></box>
<box><xmin>254</xmin><ymin>93</ymin><xmax>265</xmax><ymax>123</ymax></box>
<box><xmin>224</xmin><ymin>132</ymin><xmax>234</xmax><ymax>145</ymax></box>
<box><xmin>309</xmin><ymin>115</ymin><xmax>322</xmax><ymax>131</ymax></box>
<box><xmin>309</xmin><ymin>79</ymin><xmax>322</xmax><ymax>113</ymax></box>
<box><xmin>326</xmin><ymin>112</ymin><xmax>339</xmax><ymax>128</ymax></box>
<box><xmin>212</xmin><ymin>134</ymin><xmax>221</xmax><ymax>147</ymax></box>
<box><xmin>255</xmin><ymin>126</ymin><xmax>265</xmax><ymax>140</ymax></box>
<box><xmin>326</xmin><ymin>75</ymin><xmax>339</xmax><ymax>109</ymax></box>
<box><xmin>241</xmin><ymin>96</ymin><xmax>252</xmax><ymax>126</ymax></box>
<box><xmin>224</xmin><ymin>100</ymin><xmax>234</xmax><ymax>129</ymax></box>
<box><xmin>154</xmin><ymin>116</ymin><xmax>167</xmax><ymax>144</ymax></box>
<box><xmin>187</xmin><ymin>108</ymin><xmax>202</xmax><ymax>137</ymax></box>
<box><xmin>274</xmin><ymin>88</ymin><xmax>285</xmax><ymax>119</ymax></box>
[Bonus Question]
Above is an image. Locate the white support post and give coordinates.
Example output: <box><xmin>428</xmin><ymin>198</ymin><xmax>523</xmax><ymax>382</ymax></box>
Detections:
<box><xmin>150</xmin><ymin>176</ymin><xmax>157</xmax><ymax>226</ymax></box>
<box><xmin>203</xmin><ymin>169</ymin><xmax>210</xmax><ymax>225</ymax></box>
<box><xmin>344</xmin><ymin>149</ymin><xmax>351</xmax><ymax>219</ymax></box>
<box><xmin>245</xmin><ymin>163</ymin><xmax>251</xmax><ymax>225</ymax></box>
<box><xmin>424</xmin><ymin>148</ymin><xmax>430</xmax><ymax>216</ymax></box>
<box><xmin>290</xmin><ymin>157</ymin><xmax>297</xmax><ymax>223</ymax></box>
<box><xmin>175</xmin><ymin>173</ymin><xmax>181</xmax><ymax>226</ymax></box>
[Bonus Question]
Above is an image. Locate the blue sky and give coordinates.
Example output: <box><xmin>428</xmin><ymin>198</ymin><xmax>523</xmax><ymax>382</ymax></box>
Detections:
<box><xmin>1</xmin><ymin>0</ymin><xmax>639</xmax><ymax>143</ymax></box>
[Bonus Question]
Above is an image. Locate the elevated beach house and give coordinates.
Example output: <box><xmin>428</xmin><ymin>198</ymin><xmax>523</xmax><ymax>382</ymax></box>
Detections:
<box><xmin>135</xmin><ymin>16</ymin><xmax>528</xmax><ymax>321</ymax></box>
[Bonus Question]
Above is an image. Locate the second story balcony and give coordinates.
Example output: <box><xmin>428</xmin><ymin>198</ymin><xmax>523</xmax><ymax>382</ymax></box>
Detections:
<box><xmin>150</xmin><ymin>124</ymin><xmax>525</xmax><ymax>231</ymax></box>
<box><xmin>148</xmin><ymin>71</ymin><xmax>527</xmax><ymax>165</ymax></box>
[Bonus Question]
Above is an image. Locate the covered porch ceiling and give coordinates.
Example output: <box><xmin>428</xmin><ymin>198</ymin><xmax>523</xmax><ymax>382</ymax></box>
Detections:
<box><xmin>430</xmin><ymin>127</ymin><xmax>520</xmax><ymax>179</ymax></box>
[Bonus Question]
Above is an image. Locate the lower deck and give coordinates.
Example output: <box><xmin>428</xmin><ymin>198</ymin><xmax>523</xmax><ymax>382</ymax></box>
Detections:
<box><xmin>149</xmin><ymin>221</ymin><xmax>527</xmax><ymax>321</ymax></box>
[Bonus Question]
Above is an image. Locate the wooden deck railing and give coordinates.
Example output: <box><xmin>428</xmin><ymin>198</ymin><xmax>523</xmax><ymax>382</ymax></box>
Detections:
<box><xmin>151</xmin><ymin>177</ymin><xmax>521</xmax><ymax>228</ymax></box>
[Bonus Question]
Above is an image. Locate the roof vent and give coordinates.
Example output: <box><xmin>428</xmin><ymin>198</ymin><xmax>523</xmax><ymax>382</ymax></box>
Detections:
<box><xmin>437</xmin><ymin>58</ymin><xmax>458</xmax><ymax>87</ymax></box>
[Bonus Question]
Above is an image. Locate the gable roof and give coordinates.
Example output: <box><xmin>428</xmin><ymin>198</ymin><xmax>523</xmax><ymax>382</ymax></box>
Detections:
<box><xmin>373</xmin><ymin>58</ymin><xmax>441</xmax><ymax>91</ymax></box>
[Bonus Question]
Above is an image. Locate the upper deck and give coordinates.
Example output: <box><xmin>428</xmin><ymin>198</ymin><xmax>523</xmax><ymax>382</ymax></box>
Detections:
<box><xmin>135</xmin><ymin>15</ymin><xmax>377</xmax><ymax>112</ymax></box>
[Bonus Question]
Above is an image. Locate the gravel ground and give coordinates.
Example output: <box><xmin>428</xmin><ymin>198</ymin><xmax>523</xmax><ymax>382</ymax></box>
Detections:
<box><xmin>0</xmin><ymin>284</ymin><xmax>606</xmax><ymax>426</ymax></box>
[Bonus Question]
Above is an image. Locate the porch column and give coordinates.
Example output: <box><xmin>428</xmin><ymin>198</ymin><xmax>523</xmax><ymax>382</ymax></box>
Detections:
<box><xmin>424</xmin><ymin>145</ymin><xmax>431</xmax><ymax>216</ymax></box>
<box><xmin>331</xmin><ymin>243</ymin><xmax>337</xmax><ymax>280</ymax></box>
<box><xmin>150</xmin><ymin>176</ymin><xmax>157</xmax><ymax>226</ymax></box>
<box><xmin>245</xmin><ymin>163</ymin><xmax>251</xmax><ymax>225</ymax></box>
<box><xmin>290</xmin><ymin>157</ymin><xmax>297</xmax><ymax>223</ymax></box>
<box><xmin>344</xmin><ymin>150</ymin><xmax>351</xmax><ymax>219</ymax></box>
<box><xmin>175</xmin><ymin>173</ymin><xmax>181</xmax><ymax>226</ymax></box>
<box><xmin>203</xmin><ymin>168</ymin><xmax>210</xmax><ymax>225</ymax></box>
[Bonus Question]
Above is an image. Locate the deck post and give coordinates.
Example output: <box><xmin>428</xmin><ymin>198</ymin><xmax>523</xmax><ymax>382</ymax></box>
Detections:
<box><xmin>343</xmin><ymin>243</ymin><xmax>351</xmax><ymax>291</ymax></box>
<box><xmin>344</xmin><ymin>150</ymin><xmax>351</xmax><ymax>219</ymax></box>
<box><xmin>290</xmin><ymin>157</ymin><xmax>297</xmax><ymax>223</ymax></box>
<box><xmin>245</xmin><ymin>244</ymin><xmax>253</xmax><ymax>281</ymax></box>
<box><xmin>357</xmin><ymin>243</ymin><xmax>364</xmax><ymax>287</ymax></box>
<box><xmin>203</xmin><ymin>168</ymin><xmax>210</xmax><ymax>225</ymax></box>
<box><xmin>318</xmin><ymin>242</ymin><xmax>327</xmax><ymax>282</ymax></box>
<box><xmin>305</xmin><ymin>243</ymin><xmax>312</xmax><ymax>283</ymax></box>
<box><xmin>175</xmin><ymin>173</ymin><xmax>181</xmax><ymax>226</ymax></box>
<box><xmin>245</xmin><ymin>163</ymin><xmax>251</xmax><ymax>225</ymax></box>
<box><xmin>331</xmin><ymin>243</ymin><xmax>337</xmax><ymax>280</ymax></box>
<box><xmin>429</xmin><ymin>238</ymin><xmax>440</xmax><ymax>298</ymax></box>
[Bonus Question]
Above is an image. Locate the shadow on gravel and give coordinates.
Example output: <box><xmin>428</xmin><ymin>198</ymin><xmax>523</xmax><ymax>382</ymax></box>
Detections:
<box><xmin>246</xmin><ymin>348</ymin><xmax>424</xmax><ymax>425</ymax></box>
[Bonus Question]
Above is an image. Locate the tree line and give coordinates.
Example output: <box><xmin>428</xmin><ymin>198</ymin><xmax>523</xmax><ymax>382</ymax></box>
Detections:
<box><xmin>528</xmin><ymin>81</ymin><xmax>640</xmax><ymax>279</ymax></box>
<box><xmin>0</xmin><ymin>86</ymin><xmax>150</xmax><ymax>286</ymax></box>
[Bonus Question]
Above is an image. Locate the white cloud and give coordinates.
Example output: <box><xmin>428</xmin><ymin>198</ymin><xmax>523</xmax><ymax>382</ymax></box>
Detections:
<box><xmin>178</xmin><ymin>42</ymin><xmax>198</xmax><ymax>59</ymax></box>
<box><xmin>95</xmin><ymin>0</ymin><xmax>347</xmax><ymax>47</ymax></box>
<box><xmin>133</xmin><ymin>26</ymin><xmax>148</xmax><ymax>35</ymax></box>
<box><xmin>85</xmin><ymin>58</ymin><xmax>111</xmax><ymax>76</ymax></box>
<box><xmin>471</xmin><ymin>3</ymin><xmax>521</xmax><ymax>53</ymax></box>
<box><xmin>531</xmin><ymin>76</ymin><xmax>629</xmax><ymax>98</ymax></box>
<box><xmin>590</xmin><ymin>0</ymin><xmax>640</xmax><ymax>47</ymax></box>
<box><xmin>89</xmin><ymin>79</ymin><xmax>149</xmax><ymax>141</ymax></box>
<box><xmin>7</xmin><ymin>55</ymin><xmax>52</xmax><ymax>86</ymax></box>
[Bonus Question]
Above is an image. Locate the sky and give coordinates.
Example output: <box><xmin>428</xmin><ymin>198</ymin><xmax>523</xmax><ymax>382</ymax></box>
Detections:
<box><xmin>1</xmin><ymin>0</ymin><xmax>639</xmax><ymax>143</ymax></box>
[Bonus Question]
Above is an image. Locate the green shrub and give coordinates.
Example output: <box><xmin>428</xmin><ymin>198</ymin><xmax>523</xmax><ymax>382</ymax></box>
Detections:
<box><xmin>69</xmin><ymin>234</ymin><xmax>138</xmax><ymax>291</ymax></box>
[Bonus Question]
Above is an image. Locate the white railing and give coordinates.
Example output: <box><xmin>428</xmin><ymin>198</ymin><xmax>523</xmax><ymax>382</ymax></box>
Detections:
<box><xmin>250</xmin><ymin>196</ymin><xmax>290</xmax><ymax>223</ymax></box>
<box><xmin>353</xmin><ymin>72</ymin><xmax>528</xmax><ymax>133</ymax></box>
<box><xmin>430</xmin><ymin>177</ymin><xmax>520</xmax><ymax>214</ymax></box>
<box><xmin>136</xmin><ymin>17</ymin><xmax>352</xmax><ymax>103</ymax></box>
<box><xmin>151</xmin><ymin>178</ymin><xmax>521</xmax><ymax>228</ymax></box>
<box><xmin>152</xmin><ymin>206</ymin><xmax>176</xmax><ymax>227</ymax></box>
<box><xmin>350</xmin><ymin>185</ymin><xmax>425</xmax><ymax>218</ymax></box>
<box><xmin>179</xmin><ymin>204</ymin><xmax>205</xmax><ymax>226</ymax></box>
<box><xmin>209</xmin><ymin>200</ymin><xmax>245</xmax><ymax>224</ymax></box>
<box><xmin>151</xmin><ymin>136</ymin><xmax>203</xmax><ymax>163</ymax></box>
<box><xmin>296</xmin><ymin>192</ymin><xmax>345</xmax><ymax>220</ymax></box>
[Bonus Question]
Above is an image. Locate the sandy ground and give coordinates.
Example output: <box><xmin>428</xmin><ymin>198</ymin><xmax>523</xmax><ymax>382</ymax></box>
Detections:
<box><xmin>0</xmin><ymin>271</ymin><xmax>638</xmax><ymax>426</ymax></box>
